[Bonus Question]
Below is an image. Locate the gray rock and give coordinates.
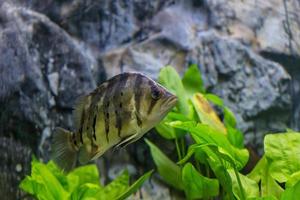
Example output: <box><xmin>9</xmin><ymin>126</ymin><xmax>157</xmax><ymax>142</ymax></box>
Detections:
<box><xmin>205</xmin><ymin>0</ymin><xmax>300</xmax><ymax>56</ymax></box>
<box><xmin>0</xmin><ymin>3</ymin><xmax>104</xmax><ymax>198</ymax></box>
<box><xmin>12</xmin><ymin>0</ymin><xmax>177</xmax><ymax>51</ymax></box>
<box><xmin>0</xmin><ymin>137</ymin><xmax>32</xmax><ymax>200</ymax></box>
<box><xmin>186</xmin><ymin>31</ymin><xmax>291</xmax><ymax>147</ymax></box>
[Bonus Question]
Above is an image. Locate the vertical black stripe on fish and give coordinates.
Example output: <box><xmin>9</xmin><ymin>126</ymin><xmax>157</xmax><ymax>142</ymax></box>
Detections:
<box><xmin>135</xmin><ymin>112</ymin><xmax>142</xmax><ymax>127</ymax></box>
<box><xmin>79</xmin><ymin>109</ymin><xmax>85</xmax><ymax>144</ymax></box>
<box><xmin>103</xmin><ymin>76</ymin><xmax>120</xmax><ymax>142</ymax></box>
<box><xmin>147</xmin><ymin>98</ymin><xmax>157</xmax><ymax>114</ymax></box>
<box><xmin>147</xmin><ymin>80</ymin><xmax>158</xmax><ymax>114</ymax></box>
<box><xmin>92</xmin><ymin>114</ymin><xmax>97</xmax><ymax>140</ymax></box>
<box><xmin>113</xmin><ymin>73</ymin><xmax>129</xmax><ymax>137</ymax></box>
<box><xmin>134</xmin><ymin>74</ymin><xmax>143</xmax><ymax>114</ymax></box>
<box><xmin>72</xmin><ymin>132</ymin><xmax>77</xmax><ymax>147</ymax></box>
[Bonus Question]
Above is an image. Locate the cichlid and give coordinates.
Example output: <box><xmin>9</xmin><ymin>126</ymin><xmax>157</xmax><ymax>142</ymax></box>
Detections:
<box><xmin>51</xmin><ymin>72</ymin><xmax>177</xmax><ymax>171</ymax></box>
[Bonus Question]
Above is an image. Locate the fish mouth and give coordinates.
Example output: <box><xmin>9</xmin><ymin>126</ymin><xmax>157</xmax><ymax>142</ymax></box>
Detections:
<box><xmin>164</xmin><ymin>94</ymin><xmax>178</xmax><ymax>109</ymax></box>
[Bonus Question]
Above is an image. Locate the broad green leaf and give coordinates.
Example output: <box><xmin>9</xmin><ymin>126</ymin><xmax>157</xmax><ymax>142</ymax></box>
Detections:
<box><xmin>264</xmin><ymin>133</ymin><xmax>300</xmax><ymax>182</ymax></box>
<box><xmin>116</xmin><ymin>170</ymin><xmax>153</xmax><ymax>200</ymax></box>
<box><xmin>145</xmin><ymin>139</ymin><xmax>184</xmax><ymax>190</ymax></box>
<box><xmin>248</xmin><ymin>156</ymin><xmax>268</xmax><ymax>182</ymax></box>
<box><xmin>179</xmin><ymin>142</ymin><xmax>234</xmax><ymax>199</ymax></box>
<box><xmin>248</xmin><ymin>156</ymin><xmax>284</xmax><ymax>199</ymax></box>
<box><xmin>20</xmin><ymin>176</ymin><xmax>52</xmax><ymax>200</ymax></box>
<box><xmin>248</xmin><ymin>196</ymin><xmax>278</xmax><ymax>200</ymax></box>
<box><xmin>19</xmin><ymin>159</ymin><xmax>69</xmax><ymax>200</ymax></box>
<box><xmin>182</xmin><ymin>163</ymin><xmax>219</xmax><ymax>199</ymax></box>
<box><xmin>97</xmin><ymin>170</ymin><xmax>129</xmax><ymax>200</ymax></box>
<box><xmin>223</xmin><ymin>107</ymin><xmax>237</xmax><ymax>128</ymax></box>
<box><xmin>192</xmin><ymin>93</ymin><xmax>227</xmax><ymax>134</ymax></box>
<box><xmin>155</xmin><ymin>120</ymin><xmax>177</xmax><ymax>139</ymax></box>
<box><xmin>68</xmin><ymin>164</ymin><xmax>101</xmax><ymax>187</ymax></box>
<box><xmin>70</xmin><ymin>183</ymin><xmax>101</xmax><ymax>200</ymax></box>
<box><xmin>227</xmin><ymin>125</ymin><xmax>244</xmax><ymax>149</ymax></box>
<box><xmin>228</xmin><ymin>169</ymin><xmax>259</xmax><ymax>200</ymax></box>
<box><xmin>286</xmin><ymin>171</ymin><xmax>300</xmax><ymax>188</ymax></box>
<box><xmin>205</xmin><ymin>93</ymin><xmax>224</xmax><ymax>107</ymax></box>
<box><xmin>280</xmin><ymin>181</ymin><xmax>300</xmax><ymax>200</ymax></box>
<box><xmin>158</xmin><ymin>66</ymin><xmax>189</xmax><ymax>115</ymax></box>
<box><xmin>182</xmin><ymin>64</ymin><xmax>205</xmax><ymax>95</ymax></box>
<box><xmin>169</xmin><ymin>121</ymin><xmax>249</xmax><ymax>170</ymax></box>
<box><xmin>206</xmin><ymin>150</ymin><xmax>234</xmax><ymax>199</ymax></box>
<box><xmin>46</xmin><ymin>161</ymin><xmax>69</xmax><ymax>189</ymax></box>
<box><xmin>167</xmin><ymin>112</ymin><xmax>191</xmax><ymax>122</ymax></box>
<box><xmin>155</xmin><ymin>113</ymin><xmax>186</xmax><ymax>140</ymax></box>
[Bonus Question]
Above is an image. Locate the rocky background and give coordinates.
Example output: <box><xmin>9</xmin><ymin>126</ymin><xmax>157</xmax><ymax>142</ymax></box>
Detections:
<box><xmin>0</xmin><ymin>0</ymin><xmax>299</xmax><ymax>199</ymax></box>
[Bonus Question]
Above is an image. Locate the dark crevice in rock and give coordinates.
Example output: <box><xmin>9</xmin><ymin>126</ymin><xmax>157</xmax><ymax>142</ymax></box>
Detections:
<box><xmin>260</xmin><ymin>51</ymin><xmax>300</xmax><ymax>130</ymax></box>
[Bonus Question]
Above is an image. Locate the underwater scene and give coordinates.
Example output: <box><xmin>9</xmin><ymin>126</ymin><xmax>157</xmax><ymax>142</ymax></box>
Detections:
<box><xmin>1</xmin><ymin>0</ymin><xmax>300</xmax><ymax>200</ymax></box>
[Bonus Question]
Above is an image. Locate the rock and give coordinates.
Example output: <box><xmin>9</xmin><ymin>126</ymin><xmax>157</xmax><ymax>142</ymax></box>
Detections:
<box><xmin>186</xmin><ymin>31</ymin><xmax>291</xmax><ymax>149</ymax></box>
<box><xmin>0</xmin><ymin>3</ymin><xmax>104</xmax><ymax>198</ymax></box>
<box><xmin>13</xmin><ymin>0</ymin><xmax>177</xmax><ymax>51</ymax></box>
<box><xmin>0</xmin><ymin>137</ymin><xmax>32</xmax><ymax>200</ymax></box>
<box><xmin>205</xmin><ymin>0</ymin><xmax>300</xmax><ymax>56</ymax></box>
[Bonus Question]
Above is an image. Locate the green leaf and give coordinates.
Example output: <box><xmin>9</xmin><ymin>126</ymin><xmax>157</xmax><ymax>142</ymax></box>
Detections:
<box><xmin>192</xmin><ymin>93</ymin><xmax>227</xmax><ymax>135</ymax></box>
<box><xmin>247</xmin><ymin>156</ymin><xmax>284</xmax><ymax>199</ymax></box>
<box><xmin>205</xmin><ymin>93</ymin><xmax>224</xmax><ymax>107</ymax></box>
<box><xmin>228</xmin><ymin>169</ymin><xmax>259</xmax><ymax>200</ymax></box>
<box><xmin>223</xmin><ymin>107</ymin><xmax>237</xmax><ymax>128</ymax></box>
<box><xmin>158</xmin><ymin>66</ymin><xmax>189</xmax><ymax>115</ymax></box>
<box><xmin>182</xmin><ymin>163</ymin><xmax>219</xmax><ymax>199</ymax></box>
<box><xmin>264</xmin><ymin>133</ymin><xmax>300</xmax><ymax>182</ymax></box>
<box><xmin>206</xmin><ymin>149</ymin><xmax>234</xmax><ymax>199</ymax></box>
<box><xmin>155</xmin><ymin>113</ymin><xmax>186</xmax><ymax>140</ymax></box>
<box><xmin>248</xmin><ymin>196</ymin><xmax>278</xmax><ymax>200</ymax></box>
<box><xmin>280</xmin><ymin>181</ymin><xmax>300</xmax><ymax>200</ymax></box>
<box><xmin>116</xmin><ymin>170</ymin><xmax>153</xmax><ymax>200</ymax></box>
<box><xmin>145</xmin><ymin>139</ymin><xmax>184</xmax><ymax>190</ymax></box>
<box><xmin>182</xmin><ymin>64</ymin><xmax>205</xmax><ymax>95</ymax></box>
<box><xmin>286</xmin><ymin>171</ymin><xmax>300</xmax><ymax>188</ymax></box>
<box><xmin>97</xmin><ymin>170</ymin><xmax>129</xmax><ymax>200</ymax></box>
<box><xmin>179</xmin><ymin>142</ymin><xmax>235</xmax><ymax>199</ymax></box>
<box><xmin>19</xmin><ymin>159</ymin><xmax>69</xmax><ymax>200</ymax></box>
<box><xmin>170</xmin><ymin>121</ymin><xmax>249</xmax><ymax>170</ymax></box>
<box><xmin>227</xmin><ymin>125</ymin><xmax>244</xmax><ymax>149</ymax></box>
<box><xmin>70</xmin><ymin>183</ymin><xmax>101</xmax><ymax>200</ymax></box>
<box><xmin>68</xmin><ymin>164</ymin><xmax>101</xmax><ymax>187</ymax></box>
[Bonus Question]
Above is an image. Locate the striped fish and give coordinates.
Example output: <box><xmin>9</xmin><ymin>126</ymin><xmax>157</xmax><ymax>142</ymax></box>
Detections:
<box><xmin>51</xmin><ymin>72</ymin><xmax>177</xmax><ymax>172</ymax></box>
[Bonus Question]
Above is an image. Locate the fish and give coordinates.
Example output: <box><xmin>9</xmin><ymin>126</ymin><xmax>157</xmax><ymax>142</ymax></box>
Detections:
<box><xmin>51</xmin><ymin>72</ymin><xmax>177</xmax><ymax>172</ymax></box>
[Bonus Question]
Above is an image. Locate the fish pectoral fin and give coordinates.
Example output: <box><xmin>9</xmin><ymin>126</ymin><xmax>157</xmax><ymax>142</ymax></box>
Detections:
<box><xmin>78</xmin><ymin>146</ymin><xmax>96</xmax><ymax>164</ymax></box>
<box><xmin>114</xmin><ymin>132</ymin><xmax>141</xmax><ymax>150</ymax></box>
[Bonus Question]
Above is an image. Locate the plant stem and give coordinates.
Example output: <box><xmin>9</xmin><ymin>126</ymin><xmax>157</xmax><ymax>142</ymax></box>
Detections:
<box><xmin>234</xmin><ymin>168</ymin><xmax>246</xmax><ymax>200</ymax></box>
<box><xmin>175</xmin><ymin>138</ymin><xmax>182</xmax><ymax>161</ymax></box>
<box><xmin>180</xmin><ymin>137</ymin><xmax>186</xmax><ymax>156</ymax></box>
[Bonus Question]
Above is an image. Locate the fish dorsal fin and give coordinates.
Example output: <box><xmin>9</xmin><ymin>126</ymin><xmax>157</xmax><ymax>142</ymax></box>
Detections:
<box><xmin>73</xmin><ymin>95</ymin><xmax>89</xmax><ymax>131</ymax></box>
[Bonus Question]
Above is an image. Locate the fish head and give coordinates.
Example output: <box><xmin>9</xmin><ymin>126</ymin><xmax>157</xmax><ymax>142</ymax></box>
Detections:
<box><xmin>139</xmin><ymin>77</ymin><xmax>177</xmax><ymax>126</ymax></box>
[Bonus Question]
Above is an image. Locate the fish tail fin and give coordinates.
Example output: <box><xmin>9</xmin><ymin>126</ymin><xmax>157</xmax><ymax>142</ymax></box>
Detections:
<box><xmin>51</xmin><ymin>127</ymin><xmax>78</xmax><ymax>172</ymax></box>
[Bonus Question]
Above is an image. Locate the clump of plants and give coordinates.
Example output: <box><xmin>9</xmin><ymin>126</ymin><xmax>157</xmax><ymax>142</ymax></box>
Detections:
<box><xmin>19</xmin><ymin>157</ymin><xmax>152</xmax><ymax>200</ymax></box>
<box><xmin>146</xmin><ymin>65</ymin><xmax>300</xmax><ymax>200</ymax></box>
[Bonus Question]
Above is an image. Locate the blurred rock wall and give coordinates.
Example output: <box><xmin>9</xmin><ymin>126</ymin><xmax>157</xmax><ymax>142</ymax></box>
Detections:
<box><xmin>0</xmin><ymin>0</ymin><xmax>299</xmax><ymax>199</ymax></box>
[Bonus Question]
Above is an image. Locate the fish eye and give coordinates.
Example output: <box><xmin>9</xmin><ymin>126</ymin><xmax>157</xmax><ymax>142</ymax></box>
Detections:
<box><xmin>151</xmin><ymin>88</ymin><xmax>161</xmax><ymax>100</ymax></box>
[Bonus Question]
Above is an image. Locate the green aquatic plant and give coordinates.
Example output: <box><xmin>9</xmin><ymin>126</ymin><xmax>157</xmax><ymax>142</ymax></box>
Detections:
<box><xmin>147</xmin><ymin>65</ymin><xmax>300</xmax><ymax>200</ymax></box>
<box><xmin>19</xmin><ymin>157</ymin><xmax>152</xmax><ymax>200</ymax></box>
